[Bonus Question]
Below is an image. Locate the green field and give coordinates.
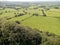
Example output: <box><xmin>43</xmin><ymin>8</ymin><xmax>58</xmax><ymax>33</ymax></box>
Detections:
<box><xmin>0</xmin><ymin>1</ymin><xmax>60</xmax><ymax>45</ymax></box>
<box><xmin>0</xmin><ymin>8</ymin><xmax>60</xmax><ymax>35</ymax></box>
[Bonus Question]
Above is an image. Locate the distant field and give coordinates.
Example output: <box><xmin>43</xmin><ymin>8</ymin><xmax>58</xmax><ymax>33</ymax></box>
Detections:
<box><xmin>46</xmin><ymin>9</ymin><xmax>60</xmax><ymax>17</ymax></box>
<box><xmin>22</xmin><ymin>16</ymin><xmax>60</xmax><ymax>35</ymax></box>
<box><xmin>0</xmin><ymin>8</ymin><xmax>60</xmax><ymax>35</ymax></box>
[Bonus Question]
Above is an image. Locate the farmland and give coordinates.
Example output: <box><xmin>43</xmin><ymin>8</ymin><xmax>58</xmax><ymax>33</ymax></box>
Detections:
<box><xmin>0</xmin><ymin>1</ymin><xmax>60</xmax><ymax>45</ymax></box>
<box><xmin>0</xmin><ymin>6</ymin><xmax>60</xmax><ymax>35</ymax></box>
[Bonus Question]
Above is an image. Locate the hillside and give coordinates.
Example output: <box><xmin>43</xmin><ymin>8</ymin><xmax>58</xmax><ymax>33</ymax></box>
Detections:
<box><xmin>0</xmin><ymin>1</ymin><xmax>60</xmax><ymax>45</ymax></box>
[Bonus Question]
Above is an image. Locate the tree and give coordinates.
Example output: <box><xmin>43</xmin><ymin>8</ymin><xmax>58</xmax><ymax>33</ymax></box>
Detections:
<box><xmin>41</xmin><ymin>9</ymin><xmax>46</xmax><ymax>16</ymax></box>
<box><xmin>0</xmin><ymin>21</ymin><xmax>42</xmax><ymax>45</ymax></box>
<box><xmin>32</xmin><ymin>13</ymin><xmax>39</xmax><ymax>16</ymax></box>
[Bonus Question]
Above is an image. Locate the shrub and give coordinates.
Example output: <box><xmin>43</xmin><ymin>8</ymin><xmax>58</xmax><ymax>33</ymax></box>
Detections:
<box><xmin>15</xmin><ymin>21</ymin><xmax>20</xmax><ymax>24</ymax></box>
<box><xmin>54</xmin><ymin>7</ymin><xmax>59</xmax><ymax>9</ymax></box>
<box><xmin>32</xmin><ymin>13</ymin><xmax>39</xmax><ymax>16</ymax></box>
<box><xmin>18</xmin><ymin>13</ymin><xmax>25</xmax><ymax>16</ymax></box>
<box><xmin>15</xmin><ymin>15</ymin><xmax>18</xmax><ymax>17</ymax></box>
<box><xmin>45</xmin><ymin>32</ymin><xmax>56</xmax><ymax>37</ymax></box>
<box><xmin>5</xmin><ymin>11</ymin><xmax>8</xmax><ymax>13</ymax></box>
<box><xmin>0</xmin><ymin>21</ymin><xmax>42</xmax><ymax>45</ymax></box>
<box><xmin>15</xmin><ymin>13</ymin><xmax>25</xmax><ymax>17</ymax></box>
<box><xmin>0</xmin><ymin>20</ymin><xmax>60</xmax><ymax>45</ymax></box>
<box><xmin>41</xmin><ymin>9</ymin><xmax>46</xmax><ymax>16</ymax></box>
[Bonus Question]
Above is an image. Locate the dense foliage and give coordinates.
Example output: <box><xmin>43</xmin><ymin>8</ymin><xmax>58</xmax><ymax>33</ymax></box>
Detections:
<box><xmin>0</xmin><ymin>20</ymin><xmax>42</xmax><ymax>45</ymax></box>
<box><xmin>0</xmin><ymin>20</ymin><xmax>60</xmax><ymax>45</ymax></box>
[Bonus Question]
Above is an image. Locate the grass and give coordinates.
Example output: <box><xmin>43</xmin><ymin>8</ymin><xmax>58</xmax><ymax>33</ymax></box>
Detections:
<box><xmin>22</xmin><ymin>16</ymin><xmax>60</xmax><ymax>35</ymax></box>
<box><xmin>46</xmin><ymin>9</ymin><xmax>60</xmax><ymax>17</ymax></box>
<box><xmin>0</xmin><ymin>8</ymin><xmax>60</xmax><ymax>35</ymax></box>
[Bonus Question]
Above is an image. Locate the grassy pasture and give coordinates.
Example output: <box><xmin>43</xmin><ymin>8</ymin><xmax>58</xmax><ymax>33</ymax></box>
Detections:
<box><xmin>22</xmin><ymin>16</ymin><xmax>60</xmax><ymax>35</ymax></box>
<box><xmin>0</xmin><ymin>8</ymin><xmax>60</xmax><ymax>35</ymax></box>
<box><xmin>46</xmin><ymin>9</ymin><xmax>60</xmax><ymax>17</ymax></box>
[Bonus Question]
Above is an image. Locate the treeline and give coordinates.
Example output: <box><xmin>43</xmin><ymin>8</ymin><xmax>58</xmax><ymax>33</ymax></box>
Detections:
<box><xmin>0</xmin><ymin>19</ymin><xmax>60</xmax><ymax>45</ymax></box>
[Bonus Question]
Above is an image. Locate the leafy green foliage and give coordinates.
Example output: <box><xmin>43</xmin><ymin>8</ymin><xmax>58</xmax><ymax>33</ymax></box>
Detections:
<box><xmin>0</xmin><ymin>21</ymin><xmax>42</xmax><ymax>45</ymax></box>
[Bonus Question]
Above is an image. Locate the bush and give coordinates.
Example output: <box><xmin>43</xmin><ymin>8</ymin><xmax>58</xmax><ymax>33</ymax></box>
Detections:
<box><xmin>15</xmin><ymin>13</ymin><xmax>25</xmax><ymax>17</ymax></box>
<box><xmin>41</xmin><ymin>9</ymin><xmax>46</xmax><ymax>16</ymax></box>
<box><xmin>0</xmin><ymin>21</ymin><xmax>42</xmax><ymax>45</ymax></box>
<box><xmin>18</xmin><ymin>13</ymin><xmax>25</xmax><ymax>16</ymax></box>
<box><xmin>0</xmin><ymin>20</ymin><xmax>60</xmax><ymax>45</ymax></box>
<box><xmin>15</xmin><ymin>21</ymin><xmax>20</xmax><ymax>24</ymax></box>
<box><xmin>5</xmin><ymin>11</ymin><xmax>8</xmax><ymax>13</ymax></box>
<box><xmin>32</xmin><ymin>13</ymin><xmax>39</xmax><ymax>16</ymax></box>
<box><xmin>45</xmin><ymin>32</ymin><xmax>56</xmax><ymax>37</ymax></box>
<box><xmin>15</xmin><ymin>15</ymin><xmax>18</xmax><ymax>17</ymax></box>
<box><xmin>54</xmin><ymin>7</ymin><xmax>59</xmax><ymax>9</ymax></box>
